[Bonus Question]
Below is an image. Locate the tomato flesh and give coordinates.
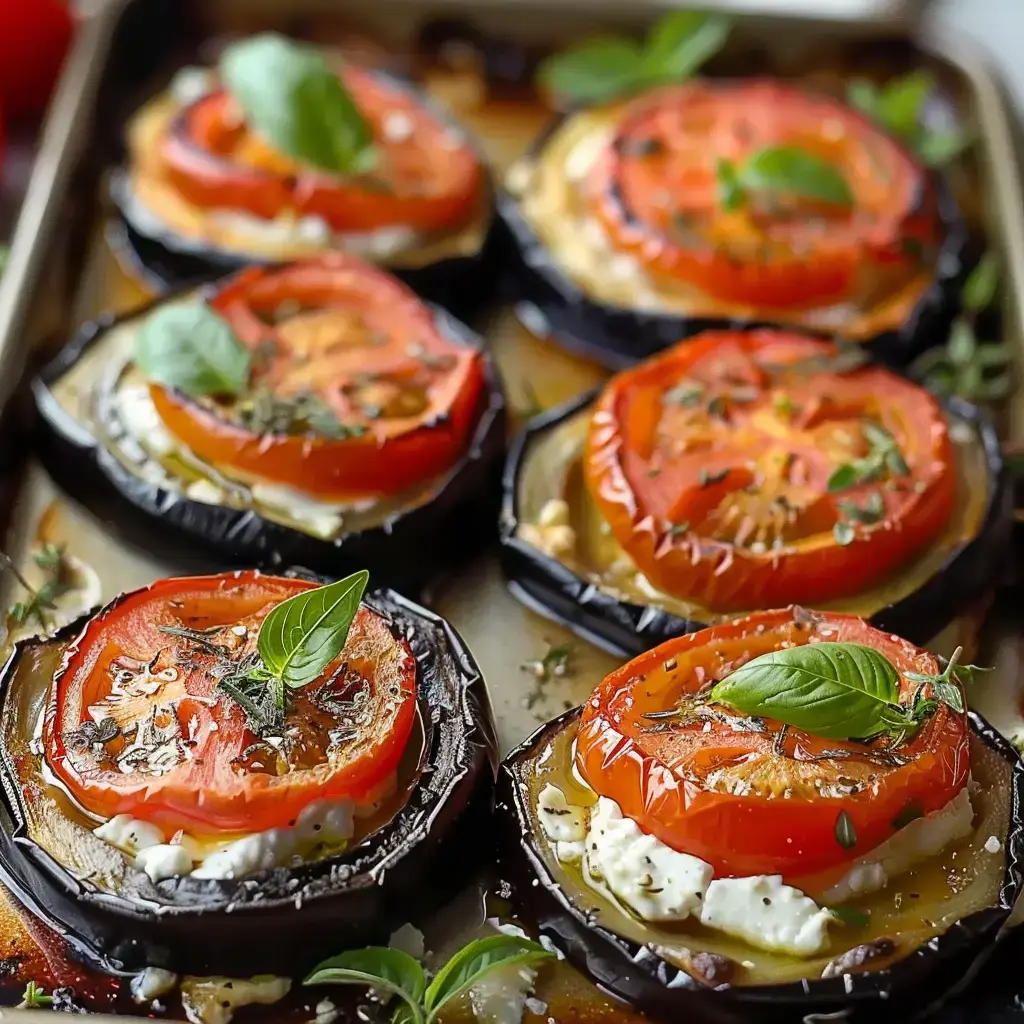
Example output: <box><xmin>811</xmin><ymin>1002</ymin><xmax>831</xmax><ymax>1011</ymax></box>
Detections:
<box><xmin>587</xmin><ymin>80</ymin><xmax>938</xmax><ymax>309</ymax></box>
<box><xmin>585</xmin><ymin>328</ymin><xmax>956</xmax><ymax>610</ymax></box>
<box><xmin>149</xmin><ymin>256</ymin><xmax>487</xmax><ymax>499</ymax></box>
<box><xmin>44</xmin><ymin>572</ymin><xmax>417</xmax><ymax>837</ymax></box>
<box><xmin>576</xmin><ymin>609</ymin><xmax>969</xmax><ymax>879</ymax></box>
<box><xmin>160</xmin><ymin>65</ymin><xmax>482</xmax><ymax>234</ymax></box>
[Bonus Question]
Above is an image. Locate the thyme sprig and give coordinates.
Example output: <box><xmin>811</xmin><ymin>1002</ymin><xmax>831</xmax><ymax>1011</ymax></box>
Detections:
<box><xmin>21</xmin><ymin>980</ymin><xmax>53</xmax><ymax>1008</ymax></box>
<box><xmin>2</xmin><ymin>544</ymin><xmax>74</xmax><ymax>629</ymax></box>
<box><xmin>827</xmin><ymin>421</ymin><xmax>909</xmax><ymax>493</ymax></box>
<box><xmin>236</xmin><ymin>387</ymin><xmax>366</xmax><ymax>439</ymax></box>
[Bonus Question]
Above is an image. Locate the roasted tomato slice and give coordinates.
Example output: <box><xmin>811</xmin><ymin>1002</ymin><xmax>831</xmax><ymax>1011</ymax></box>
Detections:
<box><xmin>149</xmin><ymin>256</ymin><xmax>487</xmax><ymax>499</ymax></box>
<box><xmin>587</xmin><ymin>80</ymin><xmax>938</xmax><ymax>309</ymax></box>
<box><xmin>160</xmin><ymin>65</ymin><xmax>482</xmax><ymax>235</ymax></box>
<box><xmin>585</xmin><ymin>328</ymin><xmax>956</xmax><ymax>611</ymax></box>
<box><xmin>576</xmin><ymin>608</ymin><xmax>969</xmax><ymax>879</ymax></box>
<box><xmin>44</xmin><ymin>572</ymin><xmax>416</xmax><ymax>837</ymax></box>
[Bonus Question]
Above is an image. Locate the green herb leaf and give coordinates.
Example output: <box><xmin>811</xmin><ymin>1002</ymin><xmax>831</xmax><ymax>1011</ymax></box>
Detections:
<box><xmin>918</xmin><ymin>129</ymin><xmax>970</xmax><ymax>167</ymax></box>
<box><xmin>21</xmin><ymin>981</ymin><xmax>53</xmax><ymax>1009</ymax></box>
<box><xmin>663</xmin><ymin>382</ymin><xmax>704</xmax><ymax>406</ymax></box>
<box><xmin>258</xmin><ymin>570</ymin><xmax>369</xmax><ymax>690</ymax></box>
<box><xmin>836</xmin><ymin>492</ymin><xmax>884</xmax><ymax>524</ymax></box>
<box><xmin>827</xmin><ymin>464</ymin><xmax>860</xmax><ymax>493</ymax></box>
<box><xmin>220</xmin><ymin>33</ymin><xmax>377</xmax><ymax>176</ymax></box>
<box><xmin>829</xmin><ymin>905</ymin><xmax>870</xmax><ymax>928</ymax></box>
<box><xmin>424</xmin><ymin>936</ymin><xmax>553</xmax><ymax>1021</ymax></box>
<box><xmin>903</xmin><ymin>645</ymin><xmax>970</xmax><ymax>715</ymax></box>
<box><xmin>947</xmin><ymin>320</ymin><xmax>978</xmax><ymax>367</ymax></box>
<box><xmin>737</xmin><ymin>146</ymin><xmax>853</xmax><ymax>207</ymax></box>
<box><xmin>963</xmin><ymin>252</ymin><xmax>1000</xmax><ymax>312</ymax></box>
<box><xmin>710</xmin><ymin>642</ymin><xmax>903</xmax><ymax>741</ymax></box>
<box><xmin>135</xmin><ymin>303</ymin><xmax>251</xmax><ymax>397</ymax></box>
<box><xmin>537</xmin><ymin>37</ymin><xmax>644</xmax><ymax>105</ymax></box>
<box><xmin>639</xmin><ymin>11</ymin><xmax>731</xmax><ymax>84</ymax></box>
<box><xmin>304</xmin><ymin>948</ymin><xmax>426</xmax><ymax>1024</ymax></box>
<box><xmin>537</xmin><ymin>11</ymin><xmax>730</xmax><ymax>106</ymax></box>
<box><xmin>716</xmin><ymin>157</ymin><xmax>743</xmax><ymax>212</ymax></box>
<box><xmin>875</xmin><ymin>70</ymin><xmax>935</xmax><ymax>138</ymax></box>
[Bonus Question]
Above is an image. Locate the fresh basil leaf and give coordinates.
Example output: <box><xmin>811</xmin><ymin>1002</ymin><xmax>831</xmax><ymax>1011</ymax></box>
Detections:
<box><xmin>876</xmin><ymin>70</ymin><xmax>936</xmax><ymax>138</ymax></box>
<box><xmin>918</xmin><ymin>129</ymin><xmax>969</xmax><ymax>167</ymax></box>
<box><xmin>847</xmin><ymin>79</ymin><xmax>881</xmax><ymax>120</ymax></box>
<box><xmin>737</xmin><ymin>146</ymin><xmax>853</xmax><ymax>207</ymax></box>
<box><xmin>537</xmin><ymin>37</ymin><xmax>644</xmax><ymax>105</ymax></box>
<box><xmin>711</xmin><ymin>642</ymin><xmax>902</xmax><ymax>740</ymax></box>
<box><xmin>423</xmin><ymin>936</ymin><xmax>553</xmax><ymax>1020</ymax></box>
<box><xmin>963</xmin><ymin>252</ymin><xmax>1000</xmax><ymax>312</ymax></box>
<box><xmin>640</xmin><ymin>11</ymin><xmax>730</xmax><ymax>83</ymax></box>
<box><xmin>134</xmin><ymin>302</ymin><xmax>251</xmax><ymax>397</ymax></box>
<box><xmin>304</xmin><ymin>948</ymin><xmax>425</xmax><ymax>1024</ymax></box>
<box><xmin>827</xmin><ymin>464</ymin><xmax>859</xmax><ymax>493</ymax></box>
<box><xmin>716</xmin><ymin>157</ymin><xmax>743</xmax><ymax>212</ymax></box>
<box><xmin>258</xmin><ymin>570</ymin><xmax>369</xmax><ymax>689</ymax></box>
<box><xmin>220</xmin><ymin>33</ymin><xmax>376</xmax><ymax>176</ymax></box>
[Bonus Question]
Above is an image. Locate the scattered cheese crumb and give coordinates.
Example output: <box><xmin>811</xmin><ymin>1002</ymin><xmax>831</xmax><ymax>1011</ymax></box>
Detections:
<box><xmin>985</xmin><ymin>835</ymin><xmax>1002</xmax><ymax>854</ymax></box>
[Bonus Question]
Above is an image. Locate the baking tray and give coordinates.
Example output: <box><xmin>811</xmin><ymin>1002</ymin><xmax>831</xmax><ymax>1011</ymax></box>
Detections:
<box><xmin>0</xmin><ymin>0</ymin><xmax>1022</xmax><ymax>1020</ymax></box>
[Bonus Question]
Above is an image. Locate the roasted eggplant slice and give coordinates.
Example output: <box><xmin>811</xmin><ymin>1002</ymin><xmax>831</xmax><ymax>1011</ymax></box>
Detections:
<box><xmin>0</xmin><ymin>571</ymin><xmax>497</xmax><ymax>976</ymax></box>
<box><xmin>496</xmin><ymin>609</ymin><xmax>1024</xmax><ymax>1023</ymax></box>
<box><xmin>33</xmin><ymin>256</ymin><xmax>506</xmax><ymax>588</ymax></box>
<box><xmin>501</xmin><ymin>79</ymin><xmax>966</xmax><ymax>368</ymax></box>
<box><xmin>110</xmin><ymin>34</ymin><xmax>502</xmax><ymax>317</ymax></box>
<box><xmin>500</xmin><ymin>329</ymin><xmax>1009</xmax><ymax>655</ymax></box>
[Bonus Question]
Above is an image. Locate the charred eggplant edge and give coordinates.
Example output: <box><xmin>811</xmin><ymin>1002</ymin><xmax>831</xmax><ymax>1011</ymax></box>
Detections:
<box><xmin>495</xmin><ymin>706</ymin><xmax>1024</xmax><ymax>1022</ymax></box>
<box><xmin>0</xmin><ymin>580</ymin><xmax>498</xmax><ymax>976</ymax></box>
<box><xmin>31</xmin><ymin>281</ymin><xmax>507</xmax><ymax>593</ymax></box>
<box><xmin>498</xmin><ymin>389</ymin><xmax>1011</xmax><ymax>656</ymax></box>
<box><xmin>109</xmin><ymin>66</ymin><xmax>506</xmax><ymax>319</ymax></box>
<box><xmin>497</xmin><ymin>109</ymin><xmax>968</xmax><ymax>371</ymax></box>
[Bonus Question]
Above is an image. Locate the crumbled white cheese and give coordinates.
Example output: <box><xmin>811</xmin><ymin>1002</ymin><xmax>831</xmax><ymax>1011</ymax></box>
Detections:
<box><xmin>314</xmin><ymin>998</ymin><xmax>340</xmax><ymax>1024</ymax></box>
<box><xmin>700</xmin><ymin>875</ymin><xmax>835</xmax><ymax>956</ymax></box>
<box><xmin>536</xmin><ymin>498</ymin><xmax>570</xmax><ymax>528</ymax></box>
<box><xmin>180</xmin><ymin>975</ymin><xmax>291</xmax><ymax>1024</ymax></box>
<box><xmin>537</xmin><ymin>784</ymin><xmax>587</xmax><ymax>843</ymax></box>
<box><xmin>136</xmin><ymin>844</ymin><xmax>193</xmax><ymax>883</ymax></box>
<box><xmin>563</xmin><ymin>127</ymin><xmax>613</xmax><ymax>182</ymax></box>
<box><xmin>186</xmin><ymin>478</ymin><xmax>226</xmax><ymax>505</ymax></box>
<box><xmin>824</xmin><ymin>787</ymin><xmax>974</xmax><ymax>904</ymax></box>
<box><xmin>986</xmin><ymin>835</ymin><xmax>1003</xmax><ymax>854</ymax></box>
<box><xmin>469</xmin><ymin>961</ymin><xmax>539</xmax><ymax>1024</ymax></box>
<box><xmin>94</xmin><ymin>814</ymin><xmax>165</xmax><ymax>856</ymax></box>
<box><xmin>191</xmin><ymin>798</ymin><xmax>354</xmax><ymax>880</ymax></box>
<box><xmin>388</xmin><ymin>922</ymin><xmax>426</xmax><ymax>960</ymax></box>
<box><xmin>115</xmin><ymin>383</ymin><xmax>177</xmax><ymax>457</ymax></box>
<box><xmin>169</xmin><ymin>66</ymin><xmax>214</xmax><ymax>105</ymax></box>
<box><xmin>131</xmin><ymin>967</ymin><xmax>179</xmax><ymax>1004</ymax></box>
<box><xmin>249</xmin><ymin>482</ymin><xmax>348</xmax><ymax>539</ymax></box>
<box><xmin>586</xmin><ymin>797</ymin><xmax>713</xmax><ymax>923</ymax></box>
<box><xmin>517</xmin><ymin>521</ymin><xmax>576</xmax><ymax>558</ymax></box>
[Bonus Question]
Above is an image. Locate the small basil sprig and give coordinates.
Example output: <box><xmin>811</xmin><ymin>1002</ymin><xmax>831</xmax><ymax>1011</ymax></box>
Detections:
<box><xmin>911</xmin><ymin>252</ymin><xmax>1013</xmax><ymax>405</ymax></box>
<box><xmin>134</xmin><ymin>302</ymin><xmax>252</xmax><ymax>397</ymax></box>
<box><xmin>304</xmin><ymin>935</ymin><xmax>553</xmax><ymax>1024</ymax></box>
<box><xmin>710</xmin><ymin>641</ymin><xmax>966</xmax><ymax>744</ymax></box>
<box><xmin>220</xmin><ymin>33</ymin><xmax>377</xmax><ymax>176</ymax></box>
<box><xmin>716</xmin><ymin>146</ymin><xmax>853</xmax><ymax>212</ymax></box>
<box><xmin>537</xmin><ymin>11</ymin><xmax>730</xmax><ymax>106</ymax></box>
<box><xmin>848</xmin><ymin>70</ymin><xmax>968</xmax><ymax>166</ymax></box>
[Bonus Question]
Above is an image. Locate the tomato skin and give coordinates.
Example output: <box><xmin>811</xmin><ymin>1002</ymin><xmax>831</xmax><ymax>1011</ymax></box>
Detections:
<box><xmin>159</xmin><ymin>66</ymin><xmax>482</xmax><ymax>234</ymax></box>
<box><xmin>575</xmin><ymin>609</ymin><xmax>969</xmax><ymax>879</ymax></box>
<box><xmin>149</xmin><ymin>256</ymin><xmax>487</xmax><ymax>499</ymax></box>
<box><xmin>0</xmin><ymin>0</ymin><xmax>74</xmax><ymax>118</ymax></box>
<box><xmin>585</xmin><ymin>328</ymin><xmax>957</xmax><ymax>610</ymax></box>
<box><xmin>587</xmin><ymin>80</ymin><xmax>937</xmax><ymax>310</ymax></box>
<box><xmin>44</xmin><ymin>572</ymin><xmax>417</xmax><ymax>837</ymax></box>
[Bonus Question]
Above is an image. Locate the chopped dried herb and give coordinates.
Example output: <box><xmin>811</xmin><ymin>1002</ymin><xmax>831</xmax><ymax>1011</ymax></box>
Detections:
<box><xmin>669</xmin><ymin>521</ymin><xmax>690</xmax><ymax>537</ymax></box>
<box><xmin>663</xmin><ymin>382</ymin><xmax>704</xmax><ymax>407</ymax></box>
<box><xmin>827</xmin><ymin>421</ymin><xmax>908</xmax><ymax>493</ymax></box>
<box><xmin>4</xmin><ymin>544</ymin><xmax>74</xmax><ymax>629</ymax></box>
<box><xmin>698</xmin><ymin>467</ymin><xmax>729</xmax><ymax>487</ymax></box>
<box><xmin>836</xmin><ymin>491</ymin><xmax>885</xmax><ymax>525</ymax></box>
<box><xmin>521</xmin><ymin>641</ymin><xmax>574</xmax><ymax>682</ymax></box>
<box><xmin>236</xmin><ymin>387</ymin><xmax>366</xmax><ymax>440</ymax></box>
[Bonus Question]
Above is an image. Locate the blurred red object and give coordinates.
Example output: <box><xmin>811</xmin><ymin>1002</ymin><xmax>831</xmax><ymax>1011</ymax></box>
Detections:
<box><xmin>0</xmin><ymin>0</ymin><xmax>74</xmax><ymax>119</ymax></box>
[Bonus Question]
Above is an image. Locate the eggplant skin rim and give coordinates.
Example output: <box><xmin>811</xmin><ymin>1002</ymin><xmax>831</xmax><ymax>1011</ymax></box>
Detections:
<box><xmin>495</xmin><ymin>706</ymin><xmax>1024</xmax><ymax>1023</ymax></box>
<box><xmin>108</xmin><ymin>66</ymin><xmax>507</xmax><ymax>319</ymax></box>
<box><xmin>31</xmin><ymin>276</ymin><xmax>507</xmax><ymax>594</ymax></box>
<box><xmin>498</xmin><ymin>388</ymin><xmax>1012</xmax><ymax>658</ymax></box>
<box><xmin>497</xmin><ymin>111</ymin><xmax>968</xmax><ymax>372</ymax></box>
<box><xmin>0</xmin><ymin>579</ymin><xmax>499</xmax><ymax>977</ymax></box>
